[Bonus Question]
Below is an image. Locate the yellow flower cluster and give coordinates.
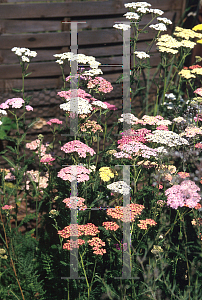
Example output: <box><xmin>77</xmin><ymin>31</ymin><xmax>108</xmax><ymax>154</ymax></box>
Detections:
<box><xmin>178</xmin><ymin>69</ymin><xmax>196</xmax><ymax>79</ymax></box>
<box><xmin>174</xmin><ymin>26</ymin><xmax>202</xmax><ymax>40</ymax></box>
<box><xmin>192</xmin><ymin>24</ymin><xmax>202</xmax><ymax>31</ymax></box>
<box><xmin>99</xmin><ymin>167</ymin><xmax>118</xmax><ymax>182</ymax></box>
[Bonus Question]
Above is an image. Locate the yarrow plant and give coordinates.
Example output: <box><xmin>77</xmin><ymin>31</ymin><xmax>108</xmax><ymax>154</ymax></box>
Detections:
<box><xmin>1</xmin><ymin>3</ymin><xmax>202</xmax><ymax>300</ymax></box>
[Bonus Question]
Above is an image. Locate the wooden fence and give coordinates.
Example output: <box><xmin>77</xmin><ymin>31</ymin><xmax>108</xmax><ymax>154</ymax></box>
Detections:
<box><xmin>0</xmin><ymin>0</ymin><xmax>186</xmax><ymax>166</ymax></box>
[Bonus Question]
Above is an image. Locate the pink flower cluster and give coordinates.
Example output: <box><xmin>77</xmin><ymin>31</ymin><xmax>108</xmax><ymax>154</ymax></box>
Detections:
<box><xmin>63</xmin><ymin>239</ymin><xmax>85</xmax><ymax>250</ymax></box>
<box><xmin>156</xmin><ymin>125</ymin><xmax>169</xmax><ymax>131</ymax></box>
<box><xmin>2</xmin><ymin>205</ymin><xmax>14</xmax><ymax>210</ymax></box>
<box><xmin>62</xmin><ymin>197</ymin><xmax>87</xmax><ymax>210</ymax></box>
<box><xmin>58</xmin><ymin>223</ymin><xmax>100</xmax><ymax>241</ymax></box>
<box><xmin>194</xmin><ymin>114</ymin><xmax>202</xmax><ymax>122</ymax></box>
<box><xmin>118</xmin><ymin>128</ymin><xmax>151</xmax><ymax>147</ymax></box>
<box><xmin>61</xmin><ymin>140</ymin><xmax>96</xmax><ymax>158</ymax></box>
<box><xmin>0</xmin><ymin>98</ymin><xmax>33</xmax><ymax>111</ymax></box>
<box><xmin>87</xmin><ymin>77</ymin><xmax>113</xmax><ymax>94</ymax></box>
<box><xmin>165</xmin><ymin>180</ymin><xmax>201</xmax><ymax>209</ymax></box>
<box><xmin>57</xmin><ymin>166</ymin><xmax>90</xmax><ymax>182</ymax></box>
<box><xmin>194</xmin><ymin>88</ymin><xmax>202</xmax><ymax>97</ymax></box>
<box><xmin>107</xmin><ymin>203</ymin><xmax>145</xmax><ymax>222</ymax></box>
<box><xmin>115</xmin><ymin>141</ymin><xmax>158</xmax><ymax>159</ymax></box>
<box><xmin>102</xmin><ymin>221</ymin><xmax>119</xmax><ymax>231</ymax></box>
<box><xmin>88</xmin><ymin>237</ymin><xmax>106</xmax><ymax>255</ymax></box>
<box><xmin>80</xmin><ymin>120</ymin><xmax>103</xmax><ymax>133</ymax></box>
<box><xmin>0</xmin><ymin>98</ymin><xmax>24</xmax><ymax>109</ymax></box>
<box><xmin>4</xmin><ymin>168</ymin><xmax>16</xmax><ymax>181</ymax></box>
<box><xmin>57</xmin><ymin>88</ymin><xmax>94</xmax><ymax>102</ymax></box>
<box><xmin>178</xmin><ymin>172</ymin><xmax>190</xmax><ymax>179</ymax></box>
<box><xmin>103</xmin><ymin>101</ymin><xmax>117</xmax><ymax>111</ymax></box>
<box><xmin>195</xmin><ymin>142</ymin><xmax>202</xmax><ymax>149</ymax></box>
<box><xmin>26</xmin><ymin>139</ymin><xmax>47</xmax><ymax>159</ymax></box>
<box><xmin>40</xmin><ymin>154</ymin><xmax>55</xmax><ymax>165</ymax></box>
<box><xmin>137</xmin><ymin>219</ymin><xmax>157</xmax><ymax>230</ymax></box>
<box><xmin>47</xmin><ymin>118</ymin><xmax>62</xmax><ymax>125</ymax></box>
<box><xmin>184</xmin><ymin>126</ymin><xmax>202</xmax><ymax>137</ymax></box>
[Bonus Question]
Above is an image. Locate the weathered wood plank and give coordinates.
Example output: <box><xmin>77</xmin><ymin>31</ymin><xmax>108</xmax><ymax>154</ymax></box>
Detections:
<box><xmin>0</xmin><ymin>0</ymin><xmax>184</xmax><ymax>20</ymax></box>
<box><xmin>0</xmin><ymin>28</ymin><xmax>162</xmax><ymax>49</ymax></box>
<box><xmin>0</xmin><ymin>10</ymin><xmax>180</xmax><ymax>34</ymax></box>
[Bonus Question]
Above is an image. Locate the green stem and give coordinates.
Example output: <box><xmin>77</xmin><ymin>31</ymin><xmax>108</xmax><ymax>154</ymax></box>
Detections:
<box><xmin>79</xmin><ymin>252</ymin><xmax>90</xmax><ymax>299</ymax></box>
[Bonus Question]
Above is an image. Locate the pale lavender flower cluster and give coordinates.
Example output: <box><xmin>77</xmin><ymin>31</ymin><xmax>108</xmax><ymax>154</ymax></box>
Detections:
<box><xmin>165</xmin><ymin>180</ymin><xmax>201</xmax><ymax>209</ymax></box>
<box><xmin>57</xmin><ymin>166</ymin><xmax>90</xmax><ymax>183</ymax></box>
<box><xmin>115</xmin><ymin>141</ymin><xmax>158</xmax><ymax>159</ymax></box>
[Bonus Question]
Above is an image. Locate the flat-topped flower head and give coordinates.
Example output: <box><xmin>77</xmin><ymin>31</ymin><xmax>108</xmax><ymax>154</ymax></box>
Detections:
<box><xmin>11</xmin><ymin>47</ymin><xmax>37</xmax><ymax>58</ymax></box>
<box><xmin>87</xmin><ymin>77</ymin><xmax>113</xmax><ymax>94</ymax></box>
<box><xmin>60</xmin><ymin>97</ymin><xmax>93</xmax><ymax>115</ymax></box>
<box><xmin>102</xmin><ymin>221</ymin><xmax>119</xmax><ymax>231</ymax></box>
<box><xmin>2</xmin><ymin>205</ymin><xmax>14</xmax><ymax>210</ymax></box>
<box><xmin>0</xmin><ymin>98</ymin><xmax>24</xmax><ymax>109</ymax></box>
<box><xmin>123</xmin><ymin>12</ymin><xmax>140</xmax><ymax>20</ymax></box>
<box><xmin>107</xmin><ymin>180</ymin><xmax>131</xmax><ymax>195</ymax></box>
<box><xmin>134</xmin><ymin>51</ymin><xmax>150</xmax><ymax>59</ymax></box>
<box><xmin>165</xmin><ymin>180</ymin><xmax>201</xmax><ymax>209</ymax></box>
<box><xmin>149</xmin><ymin>9</ymin><xmax>164</xmax><ymax>15</ymax></box>
<box><xmin>107</xmin><ymin>203</ymin><xmax>145</xmax><ymax>222</ymax></box>
<box><xmin>57</xmin><ymin>165</ymin><xmax>90</xmax><ymax>183</ymax></box>
<box><xmin>194</xmin><ymin>88</ymin><xmax>202</xmax><ymax>97</ymax></box>
<box><xmin>113</xmin><ymin>23</ymin><xmax>131</xmax><ymax>31</ymax></box>
<box><xmin>146</xmin><ymin>130</ymin><xmax>189</xmax><ymax>147</ymax></box>
<box><xmin>149</xmin><ymin>23</ymin><xmax>167</xmax><ymax>31</ymax></box>
<box><xmin>63</xmin><ymin>197</ymin><xmax>87</xmax><ymax>210</ymax></box>
<box><xmin>61</xmin><ymin>140</ymin><xmax>96</xmax><ymax>158</ymax></box>
<box><xmin>47</xmin><ymin>118</ymin><xmax>62</xmax><ymax>125</ymax></box>
<box><xmin>157</xmin><ymin>17</ymin><xmax>172</xmax><ymax>25</ymax></box>
<box><xmin>124</xmin><ymin>2</ymin><xmax>151</xmax><ymax>9</ymax></box>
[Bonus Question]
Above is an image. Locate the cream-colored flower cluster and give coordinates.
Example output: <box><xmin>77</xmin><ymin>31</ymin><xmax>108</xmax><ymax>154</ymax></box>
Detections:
<box><xmin>178</xmin><ymin>69</ymin><xmax>196</xmax><ymax>79</ymax></box>
<box><xmin>146</xmin><ymin>130</ymin><xmax>189</xmax><ymax>147</ymax></box>
<box><xmin>156</xmin><ymin>34</ymin><xmax>181</xmax><ymax>54</ymax></box>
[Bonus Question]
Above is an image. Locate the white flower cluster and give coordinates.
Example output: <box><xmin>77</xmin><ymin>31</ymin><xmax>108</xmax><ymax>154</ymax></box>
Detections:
<box><xmin>156</xmin><ymin>119</ymin><xmax>172</xmax><ymax>126</ymax></box>
<box><xmin>82</xmin><ymin>68</ymin><xmax>103</xmax><ymax>76</ymax></box>
<box><xmin>118</xmin><ymin>113</ymin><xmax>139</xmax><ymax>124</ymax></box>
<box><xmin>53</xmin><ymin>52</ymin><xmax>101</xmax><ymax>68</ymax></box>
<box><xmin>80</xmin><ymin>164</ymin><xmax>96</xmax><ymax>173</ymax></box>
<box><xmin>107</xmin><ymin>180</ymin><xmax>131</xmax><ymax>195</ymax></box>
<box><xmin>91</xmin><ymin>101</ymin><xmax>108</xmax><ymax>109</ymax></box>
<box><xmin>157</xmin><ymin>17</ymin><xmax>172</xmax><ymax>25</ymax></box>
<box><xmin>124</xmin><ymin>2</ymin><xmax>151</xmax><ymax>9</ymax></box>
<box><xmin>149</xmin><ymin>23</ymin><xmax>167</xmax><ymax>31</ymax></box>
<box><xmin>149</xmin><ymin>9</ymin><xmax>164</xmax><ymax>15</ymax></box>
<box><xmin>136</xmin><ymin>7</ymin><xmax>150</xmax><ymax>14</ymax></box>
<box><xmin>173</xmin><ymin>117</ymin><xmax>186</xmax><ymax>123</ymax></box>
<box><xmin>11</xmin><ymin>47</ymin><xmax>37</xmax><ymax>62</ymax></box>
<box><xmin>165</xmin><ymin>93</ymin><xmax>176</xmax><ymax>100</ymax></box>
<box><xmin>0</xmin><ymin>109</ymin><xmax>7</xmax><ymax>115</ymax></box>
<box><xmin>155</xmin><ymin>146</ymin><xmax>168</xmax><ymax>154</ymax></box>
<box><xmin>134</xmin><ymin>51</ymin><xmax>150</xmax><ymax>59</ymax></box>
<box><xmin>123</xmin><ymin>12</ymin><xmax>140</xmax><ymax>20</ymax></box>
<box><xmin>60</xmin><ymin>97</ymin><xmax>93</xmax><ymax>115</ymax></box>
<box><xmin>113</xmin><ymin>23</ymin><xmax>131</xmax><ymax>31</ymax></box>
<box><xmin>146</xmin><ymin>130</ymin><xmax>189</xmax><ymax>147</ymax></box>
